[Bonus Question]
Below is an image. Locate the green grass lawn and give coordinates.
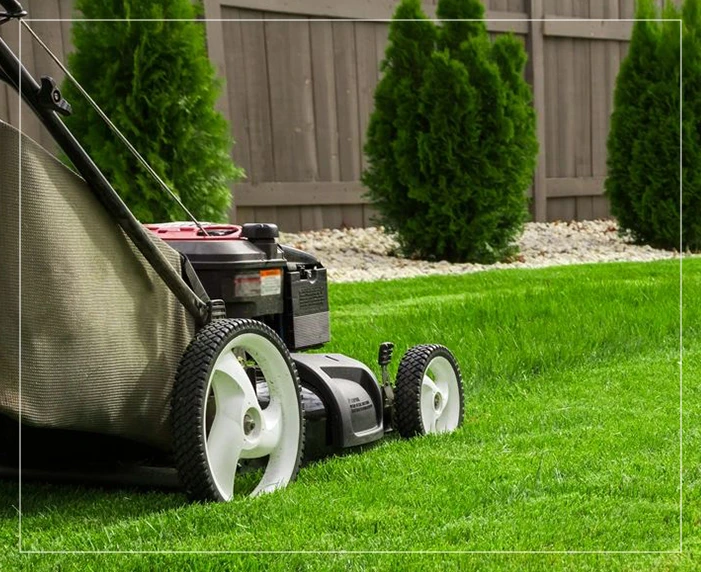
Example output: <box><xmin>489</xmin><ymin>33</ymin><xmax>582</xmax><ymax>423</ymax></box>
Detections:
<box><xmin>1</xmin><ymin>258</ymin><xmax>698</xmax><ymax>571</ymax></box>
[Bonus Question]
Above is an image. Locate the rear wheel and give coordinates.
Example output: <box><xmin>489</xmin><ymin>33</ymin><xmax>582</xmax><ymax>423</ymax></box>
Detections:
<box><xmin>172</xmin><ymin>318</ymin><xmax>304</xmax><ymax>502</ymax></box>
<box><xmin>394</xmin><ymin>345</ymin><xmax>464</xmax><ymax>438</ymax></box>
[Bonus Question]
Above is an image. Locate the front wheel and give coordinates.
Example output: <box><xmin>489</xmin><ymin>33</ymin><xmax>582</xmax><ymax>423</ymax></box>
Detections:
<box><xmin>394</xmin><ymin>344</ymin><xmax>464</xmax><ymax>438</ymax></box>
<box><xmin>171</xmin><ymin>318</ymin><xmax>304</xmax><ymax>502</ymax></box>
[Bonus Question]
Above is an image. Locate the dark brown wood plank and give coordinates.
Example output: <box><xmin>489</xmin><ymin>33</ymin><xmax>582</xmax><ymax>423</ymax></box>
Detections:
<box><xmin>543</xmin><ymin>19</ymin><xmax>633</xmax><ymax>42</ymax></box>
<box><xmin>555</xmin><ymin>0</ymin><xmax>577</xmax><ymax>220</ymax></box>
<box><xmin>216</xmin><ymin>0</ymin><xmax>528</xmax><ymax>34</ymax></box>
<box><xmin>234</xmin><ymin>206</ymin><xmax>256</xmax><ymax>224</ymax></box>
<box><xmin>486</xmin><ymin>15</ymin><xmax>529</xmax><ymax>35</ymax></box>
<box><xmin>341</xmin><ymin>204</ymin><xmax>364</xmax><ymax>228</ymax></box>
<box><xmin>309</xmin><ymin>20</ymin><xmax>340</xmax><ymax>182</ymax></box>
<box><xmin>332</xmin><ymin>21</ymin><xmax>361</xmax><ymax>182</ymax></box>
<box><xmin>252</xmin><ymin>206</ymin><xmax>278</xmax><ymax>225</ymax></box>
<box><xmin>618</xmin><ymin>0</ymin><xmax>635</xmax><ymax>63</ymax></box>
<box><xmin>321</xmin><ymin>206</ymin><xmax>343</xmax><ymax>230</ymax></box>
<box><xmin>547</xmin><ymin>197</ymin><xmax>577</xmax><ymax>221</ymax></box>
<box><xmin>221</xmin><ymin>7</ymin><xmax>252</xmax><ymax>183</ymax></box>
<box><xmin>576</xmin><ymin>197</ymin><xmax>594</xmax><ymax>219</ymax></box>
<box><xmin>547</xmin><ymin>176</ymin><xmax>605</xmax><ymax>198</ymax></box>
<box><xmin>528</xmin><ymin>0</ymin><xmax>547</xmax><ymax>221</ymax></box>
<box><xmin>619</xmin><ymin>0</ymin><xmax>636</xmax><ymax>19</ymax></box>
<box><xmin>59</xmin><ymin>0</ymin><xmax>75</xmax><ymax>58</ymax></box>
<box><xmin>300</xmin><ymin>206</ymin><xmax>324</xmax><ymax>230</ymax></box>
<box><xmin>29</xmin><ymin>0</ymin><xmax>65</xmax><ymax>150</ymax></box>
<box><xmin>203</xmin><ymin>0</ymin><xmax>231</xmax><ymax>124</ymax></box>
<box><xmin>234</xmin><ymin>181</ymin><xmax>368</xmax><ymax>206</ymax></box>
<box><xmin>355</xmin><ymin>21</ymin><xmax>379</xmax><ymax>173</ymax></box>
<box><xmin>265</xmin><ymin>14</ymin><xmax>317</xmax><ymax>181</ymax></box>
<box><xmin>589</xmin><ymin>0</ymin><xmax>608</xmax><ymax>184</ymax></box>
<box><xmin>275</xmin><ymin>206</ymin><xmax>302</xmax><ymax>233</ymax></box>
<box><xmin>488</xmin><ymin>0</ymin><xmax>508</xmax><ymax>12</ymax></box>
<box><xmin>16</xmin><ymin>4</ymin><xmax>43</xmax><ymax>143</ymax></box>
<box><xmin>543</xmin><ymin>0</ymin><xmax>559</xmax><ymax>180</ymax></box>
<box><xmin>240</xmin><ymin>9</ymin><xmax>277</xmax><ymax>183</ymax></box>
<box><xmin>573</xmin><ymin>0</ymin><xmax>592</xmax><ymax>181</ymax></box>
<box><xmin>592</xmin><ymin>196</ymin><xmax>611</xmax><ymax>219</ymax></box>
<box><xmin>363</xmin><ymin>205</ymin><xmax>379</xmax><ymax>227</ymax></box>
<box><xmin>606</xmin><ymin>1</ymin><xmax>622</xmax><ymax>117</ymax></box>
<box><xmin>375</xmin><ymin>23</ymin><xmax>389</xmax><ymax>79</ymax></box>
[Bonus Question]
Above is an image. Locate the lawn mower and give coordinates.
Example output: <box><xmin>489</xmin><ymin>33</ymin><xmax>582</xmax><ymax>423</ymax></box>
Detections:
<box><xmin>0</xmin><ymin>0</ymin><xmax>464</xmax><ymax>502</ymax></box>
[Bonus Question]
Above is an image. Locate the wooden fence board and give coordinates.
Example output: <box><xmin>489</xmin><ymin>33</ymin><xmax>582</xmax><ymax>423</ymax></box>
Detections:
<box><xmin>308</xmin><ymin>19</ymin><xmax>338</xmax><ymax>229</ymax></box>
<box><xmin>275</xmin><ymin>205</ymin><xmax>302</xmax><ymax>232</ymax></box>
<box><xmin>236</xmin><ymin>178</ymin><xmax>605</xmax><ymax>207</ymax></box>
<box><xmin>332</xmin><ymin>21</ymin><xmax>361</xmax><ymax>183</ymax></box>
<box><xmin>300</xmin><ymin>204</ymin><xmax>324</xmax><ymax>230</ymax></box>
<box><xmin>573</xmin><ymin>0</ymin><xmax>593</xmax><ymax>219</ymax></box>
<box><xmin>363</xmin><ymin>205</ymin><xmax>378</xmax><ymax>227</ymax></box>
<box><xmin>235</xmin><ymin>181</ymin><xmax>367</xmax><ymax>206</ymax></box>
<box><xmin>547</xmin><ymin>177</ymin><xmax>605</xmax><ymax>198</ymax></box>
<box><xmin>240</xmin><ymin>9</ymin><xmax>276</xmax><ymax>183</ymax></box>
<box><xmin>310</xmin><ymin>20</ymin><xmax>340</xmax><ymax>182</ymax></box>
<box><xmin>551</xmin><ymin>0</ymin><xmax>576</xmax><ymax>222</ymax></box>
<box><xmin>355</xmin><ymin>21</ymin><xmax>379</xmax><ymax>173</ymax></box>
<box><xmin>543</xmin><ymin>20</ymin><xmax>633</xmax><ymax>41</ymax></box>
<box><xmin>0</xmin><ymin>0</ymin><xmax>645</xmax><ymax>230</ymax></box>
<box><xmin>58</xmin><ymin>0</ymin><xmax>75</xmax><ymax>57</ymax></box>
<box><xmin>19</xmin><ymin>20</ymin><xmax>43</xmax><ymax>143</ymax></box>
<box><xmin>28</xmin><ymin>0</ymin><xmax>65</xmax><ymax>150</ymax></box>
<box><xmin>265</xmin><ymin>13</ymin><xmax>317</xmax><ymax>182</ymax></box>
<box><xmin>529</xmin><ymin>0</ymin><xmax>547</xmax><ymax>221</ymax></box>
<box><xmin>221</xmin><ymin>8</ymin><xmax>253</xmax><ymax>180</ymax></box>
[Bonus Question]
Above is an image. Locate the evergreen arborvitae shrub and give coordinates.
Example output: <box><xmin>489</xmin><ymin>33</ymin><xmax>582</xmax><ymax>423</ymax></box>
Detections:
<box><xmin>683</xmin><ymin>0</ymin><xmax>701</xmax><ymax>250</ymax></box>
<box><xmin>362</xmin><ymin>0</ymin><xmax>436</xmax><ymax>242</ymax></box>
<box><xmin>62</xmin><ymin>0</ymin><xmax>243</xmax><ymax>223</ymax></box>
<box><xmin>607</xmin><ymin>0</ymin><xmax>700</xmax><ymax>250</ymax></box>
<box><xmin>362</xmin><ymin>0</ymin><xmax>537</xmax><ymax>263</ymax></box>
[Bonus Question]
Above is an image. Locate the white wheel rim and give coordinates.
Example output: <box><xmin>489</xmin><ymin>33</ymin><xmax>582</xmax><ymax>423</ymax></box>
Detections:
<box><xmin>420</xmin><ymin>355</ymin><xmax>460</xmax><ymax>434</ymax></box>
<box><xmin>203</xmin><ymin>333</ymin><xmax>300</xmax><ymax>500</ymax></box>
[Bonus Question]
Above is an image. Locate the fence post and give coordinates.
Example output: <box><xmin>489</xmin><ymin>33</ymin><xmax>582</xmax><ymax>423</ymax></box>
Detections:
<box><xmin>528</xmin><ymin>0</ymin><xmax>548</xmax><ymax>222</ymax></box>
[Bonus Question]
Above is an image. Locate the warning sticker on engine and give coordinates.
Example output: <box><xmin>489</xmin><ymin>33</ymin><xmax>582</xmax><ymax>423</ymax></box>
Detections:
<box><xmin>234</xmin><ymin>273</ymin><xmax>261</xmax><ymax>297</ymax></box>
<box><xmin>260</xmin><ymin>269</ymin><xmax>282</xmax><ymax>296</ymax></box>
<box><xmin>234</xmin><ymin>269</ymin><xmax>282</xmax><ymax>297</ymax></box>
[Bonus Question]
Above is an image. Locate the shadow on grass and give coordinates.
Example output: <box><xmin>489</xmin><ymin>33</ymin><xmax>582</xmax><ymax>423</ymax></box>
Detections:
<box><xmin>0</xmin><ymin>475</ymin><xmax>186</xmax><ymax>523</ymax></box>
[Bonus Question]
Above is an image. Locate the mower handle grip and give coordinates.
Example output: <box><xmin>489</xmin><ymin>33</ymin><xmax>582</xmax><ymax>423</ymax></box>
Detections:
<box><xmin>0</xmin><ymin>0</ymin><xmax>25</xmax><ymax>17</ymax></box>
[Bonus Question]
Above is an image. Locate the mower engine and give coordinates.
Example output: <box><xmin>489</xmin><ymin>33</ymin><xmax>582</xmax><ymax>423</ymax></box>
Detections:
<box><xmin>146</xmin><ymin>221</ymin><xmax>386</xmax><ymax>459</ymax></box>
<box><xmin>146</xmin><ymin>222</ymin><xmax>330</xmax><ymax>350</ymax></box>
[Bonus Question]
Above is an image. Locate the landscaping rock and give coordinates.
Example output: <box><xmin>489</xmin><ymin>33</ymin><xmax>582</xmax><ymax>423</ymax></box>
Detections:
<box><xmin>278</xmin><ymin>221</ymin><xmax>683</xmax><ymax>284</ymax></box>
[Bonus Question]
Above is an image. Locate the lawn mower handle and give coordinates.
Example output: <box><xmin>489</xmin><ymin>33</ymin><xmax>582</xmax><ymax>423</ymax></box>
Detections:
<box><xmin>0</xmin><ymin>31</ymin><xmax>211</xmax><ymax>326</ymax></box>
<box><xmin>0</xmin><ymin>0</ymin><xmax>25</xmax><ymax>17</ymax></box>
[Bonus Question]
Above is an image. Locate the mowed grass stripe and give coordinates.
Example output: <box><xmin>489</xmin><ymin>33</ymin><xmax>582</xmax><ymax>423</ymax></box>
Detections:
<box><xmin>0</xmin><ymin>258</ymin><xmax>695</xmax><ymax>570</ymax></box>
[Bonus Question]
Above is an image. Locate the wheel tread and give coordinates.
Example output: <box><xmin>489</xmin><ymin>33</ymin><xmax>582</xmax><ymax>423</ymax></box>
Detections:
<box><xmin>394</xmin><ymin>344</ymin><xmax>464</xmax><ymax>439</ymax></box>
<box><xmin>171</xmin><ymin>318</ymin><xmax>305</xmax><ymax>502</ymax></box>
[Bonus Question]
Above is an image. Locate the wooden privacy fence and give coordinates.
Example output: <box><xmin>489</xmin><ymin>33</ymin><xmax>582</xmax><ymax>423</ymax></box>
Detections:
<box><xmin>0</xmin><ymin>0</ymin><xmax>657</xmax><ymax>231</ymax></box>
<box><xmin>203</xmin><ymin>0</ymin><xmax>643</xmax><ymax>230</ymax></box>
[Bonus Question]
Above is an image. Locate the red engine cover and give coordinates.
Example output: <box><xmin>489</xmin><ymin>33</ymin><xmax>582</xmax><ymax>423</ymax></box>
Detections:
<box><xmin>145</xmin><ymin>222</ymin><xmax>243</xmax><ymax>241</ymax></box>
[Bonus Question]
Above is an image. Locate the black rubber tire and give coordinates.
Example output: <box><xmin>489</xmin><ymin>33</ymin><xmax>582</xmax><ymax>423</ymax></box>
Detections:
<box><xmin>171</xmin><ymin>318</ymin><xmax>304</xmax><ymax>502</ymax></box>
<box><xmin>394</xmin><ymin>344</ymin><xmax>464</xmax><ymax>439</ymax></box>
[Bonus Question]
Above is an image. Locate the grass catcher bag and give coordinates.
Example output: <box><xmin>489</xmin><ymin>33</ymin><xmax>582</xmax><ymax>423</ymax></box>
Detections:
<box><xmin>0</xmin><ymin>121</ymin><xmax>195</xmax><ymax>450</ymax></box>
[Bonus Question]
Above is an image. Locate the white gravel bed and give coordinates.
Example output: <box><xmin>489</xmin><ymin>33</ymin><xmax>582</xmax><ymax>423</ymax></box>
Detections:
<box><xmin>279</xmin><ymin>220</ymin><xmax>681</xmax><ymax>283</ymax></box>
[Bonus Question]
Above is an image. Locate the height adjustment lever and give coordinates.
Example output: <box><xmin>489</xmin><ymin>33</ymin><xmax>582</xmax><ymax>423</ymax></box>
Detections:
<box><xmin>37</xmin><ymin>76</ymin><xmax>72</xmax><ymax>117</ymax></box>
<box><xmin>378</xmin><ymin>342</ymin><xmax>394</xmax><ymax>369</ymax></box>
<box><xmin>378</xmin><ymin>342</ymin><xmax>395</xmax><ymax>428</ymax></box>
